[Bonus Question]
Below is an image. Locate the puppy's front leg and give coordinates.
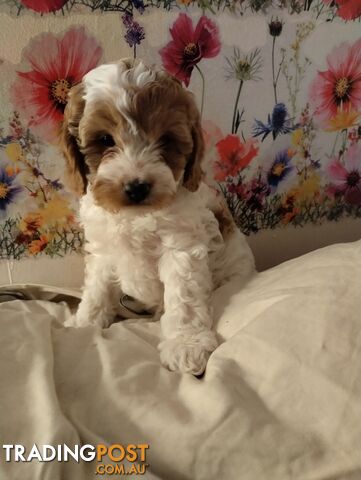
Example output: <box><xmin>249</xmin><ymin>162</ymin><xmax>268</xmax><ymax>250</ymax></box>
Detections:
<box><xmin>158</xmin><ymin>246</ymin><xmax>218</xmax><ymax>375</ymax></box>
<box><xmin>68</xmin><ymin>255</ymin><xmax>120</xmax><ymax>328</ymax></box>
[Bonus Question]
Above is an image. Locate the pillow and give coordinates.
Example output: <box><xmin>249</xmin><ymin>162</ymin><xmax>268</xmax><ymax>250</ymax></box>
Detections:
<box><xmin>1</xmin><ymin>241</ymin><xmax>360</xmax><ymax>480</ymax></box>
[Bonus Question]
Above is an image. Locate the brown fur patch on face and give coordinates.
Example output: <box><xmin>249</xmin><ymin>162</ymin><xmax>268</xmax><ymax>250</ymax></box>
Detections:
<box><xmin>132</xmin><ymin>73</ymin><xmax>204</xmax><ymax>189</ymax></box>
<box><xmin>79</xmin><ymin>101</ymin><xmax>128</xmax><ymax>174</ymax></box>
<box><xmin>212</xmin><ymin>200</ymin><xmax>236</xmax><ymax>240</ymax></box>
<box><xmin>92</xmin><ymin>178</ymin><xmax>127</xmax><ymax>213</ymax></box>
<box><xmin>159</xmin><ymin>135</ymin><xmax>188</xmax><ymax>182</ymax></box>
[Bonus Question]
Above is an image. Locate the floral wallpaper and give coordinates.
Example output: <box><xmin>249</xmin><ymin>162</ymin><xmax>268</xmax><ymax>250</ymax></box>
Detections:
<box><xmin>0</xmin><ymin>0</ymin><xmax>360</xmax><ymax>259</ymax></box>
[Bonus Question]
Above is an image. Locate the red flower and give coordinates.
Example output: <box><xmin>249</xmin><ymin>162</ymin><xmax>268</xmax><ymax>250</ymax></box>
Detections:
<box><xmin>21</xmin><ymin>0</ymin><xmax>69</xmax><ymax>13</ymax></box>
<box><xmin>11</xmin><ymin>27</ymin><xmax>102</xmax><ymax>142</ymax></box>
<box><xmin>336</xmin><ymin>0</ymin><xmax>361</xmax><ymax>20</ymax></box>
<box><xmin>323</xmin><ymin>0</ymin><xmax>361</xmax><ymax>20</ymax></box>
<box><xmin>309</xmin><ymin>38</ymin><xmax>361</xmax><ymax>126</ymax></box>
<box><xmin>160</xmin><ymin>13</ymin><xmax>221</xmax><ymax>86</ymax></box>
<box><xmin>214</xmin><ymin>135</ymin><xmax>258</xmax><ymax>181</ymax></box>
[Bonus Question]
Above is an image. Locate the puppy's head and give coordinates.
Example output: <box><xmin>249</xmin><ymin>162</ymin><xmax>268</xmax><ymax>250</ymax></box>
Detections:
<box><xmin>59</xmin><ymin>59</ymin><xmax>204</xmax><ymax>213</ymax></box>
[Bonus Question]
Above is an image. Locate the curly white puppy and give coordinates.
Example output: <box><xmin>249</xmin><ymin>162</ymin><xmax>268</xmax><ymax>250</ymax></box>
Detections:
<box><xmin>60</xmin><ymin>59</ymin><xmax>255</xmax><ymax>375</ymax></box>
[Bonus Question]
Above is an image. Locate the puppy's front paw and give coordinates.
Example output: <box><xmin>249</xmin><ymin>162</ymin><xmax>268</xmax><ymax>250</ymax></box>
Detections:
<box><xmin>158</xmin><ymin>330</ymin><xmax>218</xmax><ymax>375</ymax></box>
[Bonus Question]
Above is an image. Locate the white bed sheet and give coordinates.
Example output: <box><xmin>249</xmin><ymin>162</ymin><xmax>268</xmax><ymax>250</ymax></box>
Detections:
<box><xmin>1</xmin><ymin>241</ymin><xmax>361</xmax><ymax>480</ymax></box>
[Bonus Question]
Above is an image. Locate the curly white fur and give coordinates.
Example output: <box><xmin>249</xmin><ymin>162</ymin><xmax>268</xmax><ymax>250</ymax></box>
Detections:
<box><xmin>73</xmin><ymin>183</ymin><xmax>254</xmax><ymax>375</ymax></box>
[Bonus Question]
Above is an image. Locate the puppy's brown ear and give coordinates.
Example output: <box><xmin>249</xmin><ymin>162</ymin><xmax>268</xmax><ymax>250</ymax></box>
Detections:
<box><xmin>183</xmin><ymin>106</ymin><xmax>204</xmax><ymax>192</ymax></box>
<box><xmin>59</xmin><ymin>82</ymin><xmax>88</xmax><ymax>196</ymax></box>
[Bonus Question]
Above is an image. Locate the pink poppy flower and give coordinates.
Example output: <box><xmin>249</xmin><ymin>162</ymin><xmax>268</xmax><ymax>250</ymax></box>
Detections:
<box><xmin>160</xmin><ymin>13</ymin><xmax>221</xmax><ymax>86</ymax></box>
<box><xmin>327</xmin><ymin>144</ymin><xmax>361</xmax><ymax>205</ymax></box>
<box><xmin>11</xmin><ymin>27</ymin><xmax>102</xmax><ymax>142</ymax></box>
<box><xmin>214</xmin><ymin>135</ymin><xmax>258</xmax><ymax>181</ymax></box>
<box><xmin>309</xmin><ymin>38</ymin><xmax>361</xmax><ymax>126</ymax></box>
<box><xmin>21</xmin><ymin>0</ymin><xmax>69</xmax><ymax>13</ymax></box>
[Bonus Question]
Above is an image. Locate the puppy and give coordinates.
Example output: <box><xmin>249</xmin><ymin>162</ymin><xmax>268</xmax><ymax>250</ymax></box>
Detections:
<box><xmin>60</xmin><ymin>59</ymin><xmax>255</xmax><ymax>375</ymax></box>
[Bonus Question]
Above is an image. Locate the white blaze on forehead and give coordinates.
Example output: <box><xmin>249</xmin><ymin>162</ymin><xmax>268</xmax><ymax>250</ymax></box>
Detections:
<box><xmin>97</xmin><ymin>143</ymin><xmax>161</xmax><ymax>182</ymax></box>
<box><xmin>83</xmin><ymin>61</ymin><xmax>157</xmax><ymax>133</ymax></box>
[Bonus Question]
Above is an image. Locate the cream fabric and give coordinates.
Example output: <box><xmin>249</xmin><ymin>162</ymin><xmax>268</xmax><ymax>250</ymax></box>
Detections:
<box><xmin>1</xmin><ymin>241</ymin><xmax>361</xmax><ymax>480</ymax></box>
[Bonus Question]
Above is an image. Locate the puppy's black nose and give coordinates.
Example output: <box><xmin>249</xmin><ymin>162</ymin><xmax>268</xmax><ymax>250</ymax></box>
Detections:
<box><xmin>124</xmin><ymin>180</ymin><xmax>151</xmax><ymax>204</ymax></box>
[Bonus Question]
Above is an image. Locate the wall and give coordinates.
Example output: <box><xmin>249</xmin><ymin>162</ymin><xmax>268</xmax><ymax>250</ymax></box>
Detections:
<box><xmin>0</xmin><ymin>0</ymin><xmax>360</xmax><ymax>286</ymax></box>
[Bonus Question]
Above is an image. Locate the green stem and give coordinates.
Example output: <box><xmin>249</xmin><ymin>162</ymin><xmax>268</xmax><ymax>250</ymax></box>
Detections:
<box><xmin>231</xmin><ymin>80</ymin><xmax>243</xmax><ymax>134</ymax></box>
<box><xmin>341</xmin><ymin>128</ymin><xmax>348</xmax><ymax>155</ymax></box>
<box><xmin>272</xmin><ymin>36</ymin><xmax>278</xmax><ymax>104</ymax></box>
<box><xmin>331</xmin><ymin>131</ymin><xmax>339</xmax><ymax>156</ymax></box>
<box><xmin>195</xmin><ymin>65</ymin><xmax>205</xmax><ymax>118</ymax></box>
<box><xmin>275</xmin><ymin>50</ymin><xmax>285</xmax><ymax>85</ymax></box>
<box><xmin>316</xmin><ymin>2</ymin><xmax>325</xmax><ymax>19</ymax></box>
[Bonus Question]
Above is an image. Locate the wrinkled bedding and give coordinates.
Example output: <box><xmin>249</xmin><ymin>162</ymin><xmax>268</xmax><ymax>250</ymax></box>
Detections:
<box><xmin>1</xmin><ymin>241</ymin><xmax>361</xmax><ymax>480</ymax></box>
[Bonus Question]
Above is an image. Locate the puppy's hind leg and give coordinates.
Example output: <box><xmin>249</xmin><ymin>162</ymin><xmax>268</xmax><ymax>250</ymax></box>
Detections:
<box><xmin>66</xmin><ymin>255</ymin><xmax>120</xmax><ymax>328</ymax></box>
<box><xmin>211</xmin><ymin>198</ymin><xmax>256</xmax><ymax>289</ymax></box>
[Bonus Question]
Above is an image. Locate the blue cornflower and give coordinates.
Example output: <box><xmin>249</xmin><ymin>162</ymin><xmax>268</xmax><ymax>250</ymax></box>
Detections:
<box><xmin>122</xmin><ymin>14</ymin><xmax>145</xmax><ymax>48</ymax></box>
<box><xmin>0</xmin><ymin>167</ymin><xmax>22</xmax><ymax>213</ymax></box>
<box><xmin>267</xmin><ymin>149</ymin><xmax>293</xmax><ymax>189</ymax></box>
<box><xmin>253</xmin><ymin>103</ymin><xmax>296</xmax><ymax>141</ymax></box>
<box><xmin>0</xmin><ymin>135</ymin><xmax>14</xmax><ymax>147</ymax></box>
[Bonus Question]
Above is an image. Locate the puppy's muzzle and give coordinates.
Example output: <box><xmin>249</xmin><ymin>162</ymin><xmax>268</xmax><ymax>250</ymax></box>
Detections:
<box><xmin>124</xmin><ymin>180</ymin><xmax>151</xmax><ymax>204</ymax></box>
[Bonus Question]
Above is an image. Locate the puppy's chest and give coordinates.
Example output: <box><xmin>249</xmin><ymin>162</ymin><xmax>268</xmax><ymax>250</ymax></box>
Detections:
<box><xmin>87</xmin><ymin>214</ymin><xmax>163</xmax><ymax>306</ymax></box>
<box><xmin>116</xmin><ymin>225</ymin><xmax>161</xmax><ymax>283</ymax></box>
<box><xmin>116</xmin><ymin>239</ymin><xmax>163</xmax><ymax>308</ymax></box>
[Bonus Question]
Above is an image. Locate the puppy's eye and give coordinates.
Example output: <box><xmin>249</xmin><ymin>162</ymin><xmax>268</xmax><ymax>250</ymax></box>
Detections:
<box><xmin>99</xmin><ymin>134</ymin><xmax>115</xmax><ymax>147</ymax></box>
<box><xmin>159</xmin><ymin>134</ymin><xmax>173</xmax><ymax>146</ymax></box>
